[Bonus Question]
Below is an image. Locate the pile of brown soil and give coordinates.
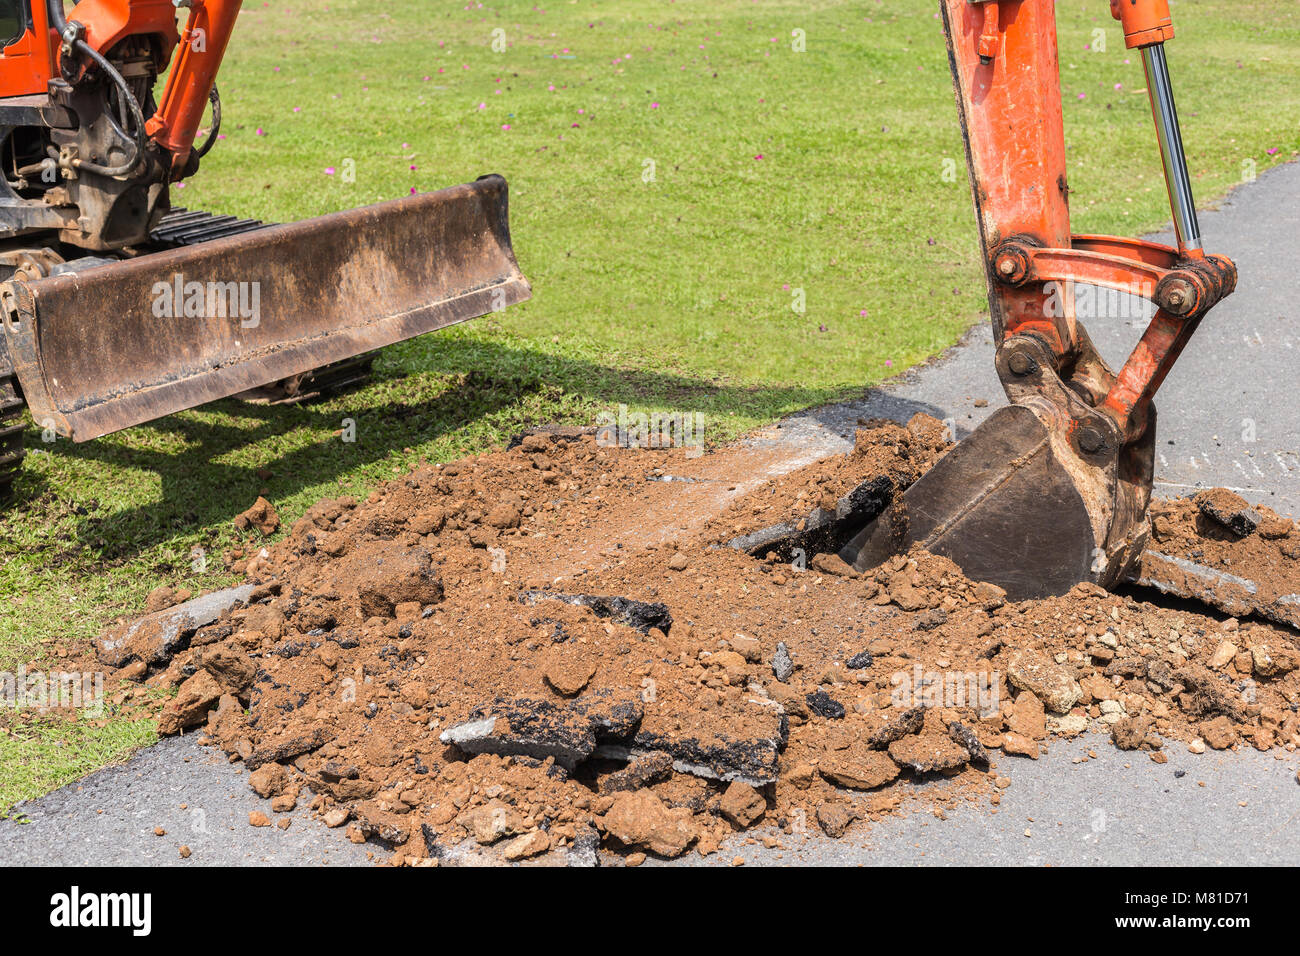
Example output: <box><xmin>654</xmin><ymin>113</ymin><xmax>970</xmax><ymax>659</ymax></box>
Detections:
<box><xmin>91</xmin><ymin>420</ymin><xmax>1300</xmax><ymax>865</ymax></box>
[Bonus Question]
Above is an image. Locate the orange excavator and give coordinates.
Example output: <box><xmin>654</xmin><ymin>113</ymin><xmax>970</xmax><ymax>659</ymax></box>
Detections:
<box><xmin>841</xmin><ymin>0</ymin><xmax>1236</xmax><ymax>599</ymax></box>
<box><xmin>0</xmin><ymin>0</ymin><xmax>528</xmax><ymax>500</ymax></box>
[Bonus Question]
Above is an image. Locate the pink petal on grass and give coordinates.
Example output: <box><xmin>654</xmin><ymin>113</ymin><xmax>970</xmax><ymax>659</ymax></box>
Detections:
<box><xmin>324</xmin><ymin>167</ymin><xmax>336</xmax><ymax>175</ymax></box>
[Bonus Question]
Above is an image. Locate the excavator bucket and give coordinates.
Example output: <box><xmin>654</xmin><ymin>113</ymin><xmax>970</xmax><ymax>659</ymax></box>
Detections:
<box><xmin>838</xmin><ymin>405</ymin><xmax>1147</xmax><ymax>601</ymax></box>
<box><xmin>0</xmin><ymin>174</ymin><xmax>528</xmax><ymax>441</ymax></box>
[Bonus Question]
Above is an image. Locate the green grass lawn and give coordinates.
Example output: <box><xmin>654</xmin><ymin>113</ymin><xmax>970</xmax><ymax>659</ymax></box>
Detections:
<box><xmin>1</xmin><ymin>0</ymin><xmax>1297</xmax><ymax>809</ymax></box>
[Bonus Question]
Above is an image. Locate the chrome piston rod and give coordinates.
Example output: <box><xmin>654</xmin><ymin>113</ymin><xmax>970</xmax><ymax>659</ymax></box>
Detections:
<box><xmin>1142</xmin><ymin>43</ymin><xmax>1201</xmax><ymax>252</ymax></box>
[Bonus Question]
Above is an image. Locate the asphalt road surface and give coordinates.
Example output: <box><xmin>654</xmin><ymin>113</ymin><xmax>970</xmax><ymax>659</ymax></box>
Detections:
<box><xmin>3</xmin><ymin>161</ymin><xmax>1296</xmax><ymax>867</ymax></box>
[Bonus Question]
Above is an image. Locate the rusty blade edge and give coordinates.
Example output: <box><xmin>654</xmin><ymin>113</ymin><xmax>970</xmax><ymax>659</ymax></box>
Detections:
<box><xmin>29</xmin><ymin>279</ymin><xmax>530</xmax><ymax>442</ymax></box>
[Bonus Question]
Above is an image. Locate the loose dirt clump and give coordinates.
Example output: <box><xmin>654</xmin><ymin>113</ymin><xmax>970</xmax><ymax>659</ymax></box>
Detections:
<box><xmin>91</xmin><ymin>421</ymin><xmax>1300</xmax><ymax>865</ymax></box>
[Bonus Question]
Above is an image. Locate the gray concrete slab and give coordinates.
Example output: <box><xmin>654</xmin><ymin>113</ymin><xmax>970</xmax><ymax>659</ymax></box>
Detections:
<box><xmin>2</xmin><ymin>162</ymin><xmax>1297</xmax><ymax>868</ymax></box>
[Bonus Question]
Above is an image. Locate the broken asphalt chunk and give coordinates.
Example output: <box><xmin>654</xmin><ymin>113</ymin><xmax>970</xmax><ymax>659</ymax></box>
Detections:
<box><xmin>519</xmin><ymin>590</ymin><xmax>672</xmax><ymax>635</ymax></box>
<box><xmin>96</xmin><ymin>585</ymin><xmax>255</xmax><ymax>669</ymax></box>
<box><xmin>440</xmin><ymin>689</ymin><xmax>645</xmax><ymax>770</ymax></box>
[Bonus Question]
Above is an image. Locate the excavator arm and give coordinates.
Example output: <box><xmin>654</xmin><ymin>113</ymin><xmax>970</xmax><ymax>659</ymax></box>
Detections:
<box><xmin>840</xmin><ymin>0</ymin><xmax>1236</xmax><ymax>599</ymax></box>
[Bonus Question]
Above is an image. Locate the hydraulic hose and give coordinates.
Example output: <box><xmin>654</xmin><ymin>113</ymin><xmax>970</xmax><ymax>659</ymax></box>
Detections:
<box><xmin>194</xmin><ymin>85</ymin><xmax>222</xmax><ymax>159</ymax></box>
<box><xmin>46</xmin><ymin>0</ymin><xmax>148</xmax><ymax>179</ymax></box>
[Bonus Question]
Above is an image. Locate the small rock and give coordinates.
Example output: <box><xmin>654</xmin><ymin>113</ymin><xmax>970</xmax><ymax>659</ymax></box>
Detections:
<box><xmin>888</xmin><ymin>733</ymin><xmax>971</xmax><ymax>772</ymax></box>
<box><xmin>602</xmin><ymin>790</ymin><xmax>697</xmax><ymax>858</ymax></box>
<box><xmin>1006</xmin><ymin>649</ymin><xmax>1082</xmax><ymax>714</ymax></box>
<box><xmin>667</xmin><ymin>552</ymin><xmax>689</xmax><ymax>571</ymax></box>
<box><xmin>1046</xmin><ymin>714</ymin><xmax>1089</xmax><ymax>737</ymax></box>
<box><xmin>543</xmin><ymin>657</ymin><xmax>598</xmax><ymax>697</ymax></box>
<box><xmin>820</xmin><ymin>750</ymin><xmax>901</xmax><ymax>790</ymax></box>
<box><xmin>810</xmin><ymin>552</ymin><xmax>855</xmax><ymax>577</ymax></box>
<box><xmin>322</xmin><ymin>807</ymin><xmax>350</xmax><ymax>828</ymax></box>
<box><xmin>1199</xmin><ymin>716</ymin><xmax>1237</xmax><ymax>750</ymax></box>
<box><xmin>1209</xmin><ymin>640</ymin><xmax>1238</xmax><ymax>670</ymax></box>
<box><xmin>502</xmin><ymin>830</ymin><xmax>551</xmax><ymax>860</ymax></box>
<box><xmin>248</xmin><ymin>811</ymin><xmax>271</xmax><ymax>828</ymax></box>
<box><xmin>178</xmin><ymin>845</ymin><xmax>191</xmax><ymax>859</ymax></box>
<box><xmin>948</xmin><ymin>721</ymin><xmax>989</xmax><ymax>763</ymax></box>
<box><xmin>485</xmin><ymin>503</ymin><xmax>521</xmax><ymax>529</ymax></box>
<box><xmin>247</xmin><ymin>762</ymin><xmax>288</xmax><ymax>798</ymax></box>
<box><xmin>1111</xmin><ymin>715</ymin><xmax>1154</xmax><ymax>751</ymax></box>
<box><xmin>772</xmin><ymin>642</ymin><xmax>794</xmax><ymax>682</ymax></box>
<box><xmin>1008</xmin><ymin>691</ymin><xmax>1047</xmax><ymax>740</ymax></box>
<box><xmin>461</xmin><ymin>800</ymin><xmax>523</xmax><ymax>844</ymax></box>
<box><xmin>1251</xmin><ymin>642</ymin><xmax>1298</xmax><ymax>678</ymax></box>
<box><xmin>806</xmin><ymin>690</ymin><xmax>845</xmax><ymax>720</ymax></box>
<box><xmin>1195</xmin><ymin>489</ymin><xmax>1260</xmax><ymax>537</ymax></box>
<box><xmin>1001</xmin><ymin>732</ymin><xmax>1040</xmax><ymax>759</ymax></box>
<box><xmin>1188</xmin><ymin>738</ymin><xmax>1206</xmax><ymax>754</ymax></box>
<box><xmin>815</xmin><ymin>802</ymin><xmax>854</xmax><ymax>838</ymax></box>
<box><xmin>719</xmin><ymin>781</ymin><xmax>766</xmax><ymax>827</ymax></box>
<box><xmin>233</xmin><ymin>496</ymin><xmax>280</xmax><ymax>535</ymax></box>
<box><xmin>846</xmin><ymin>650</ymin><xmax>873</xmax><ymax>670</ymax></box>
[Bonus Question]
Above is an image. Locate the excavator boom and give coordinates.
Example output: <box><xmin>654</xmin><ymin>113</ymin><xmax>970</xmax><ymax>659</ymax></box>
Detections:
<box><xmin>840</xmin><ymin>0</ymin><xmax>1236</xmax><ymax>599</ymax></box>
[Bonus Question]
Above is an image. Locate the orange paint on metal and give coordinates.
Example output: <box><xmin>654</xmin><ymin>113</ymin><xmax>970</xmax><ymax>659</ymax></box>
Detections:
<box><xmin>943</xmin><ymin>0</ymin><xmax>1234</xmax><ymax>446</ymax></box>
<box><xmin>145</xmin><ymin>0</ymin><xmax>243</xmax><ymax>171</ymax></box>
<box><xmin>0</xmin><ymin>0</ymin><xmax>55</xmax><ymax>95</ymax></box>
<box><xmin>67</xmin><ymin>0</ymin><xmax>179</xmax><ymax>66</ymax></box>
<box><xmin>1109</xmin><ymin>0</ymin><xmax>1175</xmax><ymax>49</ymax></box>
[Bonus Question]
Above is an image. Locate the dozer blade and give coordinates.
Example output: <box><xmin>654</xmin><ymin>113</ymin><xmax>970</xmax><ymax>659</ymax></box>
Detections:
<box><xmin>838</xmin><ymin>404</ymin><xmax>1148</xmax><ymax>601</ymax></box>
<box><xmin>1</xmin><ymin>174</ymin><xmax>529</xmax><ymax>442</ymax></box>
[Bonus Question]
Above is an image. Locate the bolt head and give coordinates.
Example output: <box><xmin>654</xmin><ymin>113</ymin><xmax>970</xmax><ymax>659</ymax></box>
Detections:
<box><xmin>1076</xmin><ymin>427</ymin><xmax>1105</xmax><ymax>454</ymax></box>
